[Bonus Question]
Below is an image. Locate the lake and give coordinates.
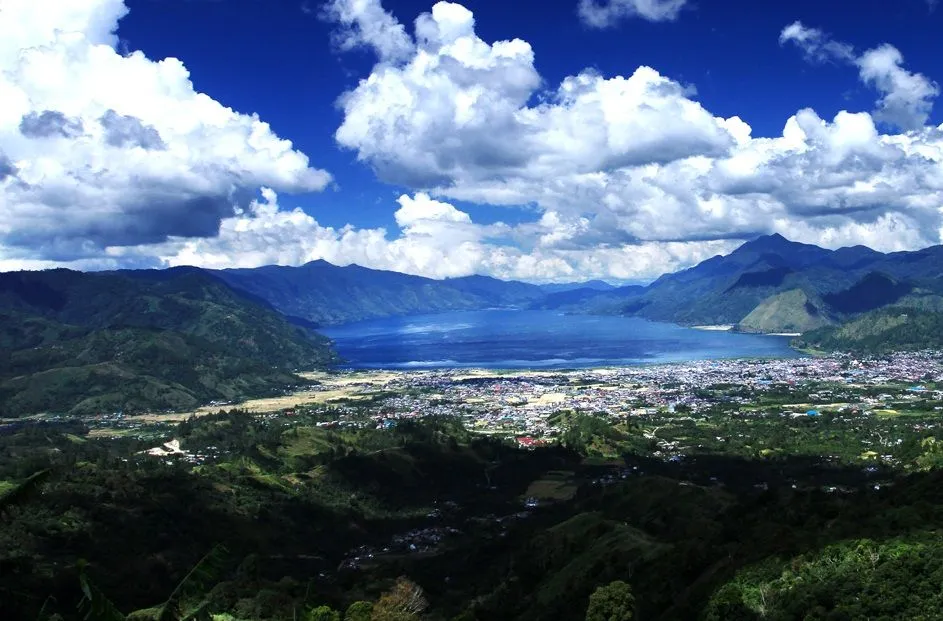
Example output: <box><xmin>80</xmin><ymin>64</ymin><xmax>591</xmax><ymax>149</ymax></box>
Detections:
<box><xmin>320</xmin><ymin>310</ymin><xmax>800</xmax><ymax>370</ymax></box>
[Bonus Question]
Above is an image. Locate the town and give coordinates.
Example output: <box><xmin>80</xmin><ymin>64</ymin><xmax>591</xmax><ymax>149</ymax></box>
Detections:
<box><xmin>37</xmin><ymin>351</ymin><xmax>938</xmax><ymax>475</ymax></box>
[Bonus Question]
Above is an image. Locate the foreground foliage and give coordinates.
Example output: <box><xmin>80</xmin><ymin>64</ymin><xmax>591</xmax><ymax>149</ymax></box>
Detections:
<box><xmin>5</xmin><ymin>404</ymin><xmax>943</xmax><ymax>620</ymax></box>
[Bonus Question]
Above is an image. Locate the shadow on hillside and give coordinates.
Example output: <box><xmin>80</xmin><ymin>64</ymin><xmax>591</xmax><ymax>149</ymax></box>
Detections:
<box><xmin>412</xmin><ymin>453</ymin><xmax>943</xmax><ymax>621</ymax></box>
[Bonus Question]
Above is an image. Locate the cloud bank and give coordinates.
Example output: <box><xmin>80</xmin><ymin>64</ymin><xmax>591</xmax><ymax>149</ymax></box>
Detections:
<box><xmin>322</xmin><ymin>1</ymin><xmax>943</xmax><ymax>275</ymax></box>
<box><xmin>2</xmin><ymin>0</ymin><xmax>942</xmax><ymax>284</ymax></box>
<box><xmin>0</xmin><ymin>0</ymin><xmax>331</xmax><ymax>264</ymax></box>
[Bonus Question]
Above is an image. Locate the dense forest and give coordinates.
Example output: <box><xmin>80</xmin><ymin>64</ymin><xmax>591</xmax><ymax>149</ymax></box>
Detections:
<box><xmin>795</xmin><ymin>307</ymin><xmax>943</xmax><ymax>354</ymax></box>
<box><xmin>5</xmin><ymin>399</ymin><xmax>943</xmax><ymax>621</ymax></box>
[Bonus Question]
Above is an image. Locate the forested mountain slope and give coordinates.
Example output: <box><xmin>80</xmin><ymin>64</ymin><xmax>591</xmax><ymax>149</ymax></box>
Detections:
<box><xmin>556</xmin><ymin>234</ymin><xmax>943</xmax><ymax>336</ymax></box>
<box><xmin>0</xmin><ymin>268</ymin><xmax>335</xmax><ymax>417</ymax></box>
<box><xmin>213</xmin><ymin>261</ymin><xmax>546</xmax><ymax>326</ymax></box>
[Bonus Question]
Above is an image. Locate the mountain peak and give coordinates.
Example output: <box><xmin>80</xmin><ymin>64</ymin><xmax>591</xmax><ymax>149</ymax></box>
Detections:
<box><xmin>740</xmin><ymin>233</ymin><xmax>791</xmax><ymax>249</ymax></box>
<box><xmin>733</xmin><ymin>233</ymin><xmax>820</xmax><ymax>257</ymax></box>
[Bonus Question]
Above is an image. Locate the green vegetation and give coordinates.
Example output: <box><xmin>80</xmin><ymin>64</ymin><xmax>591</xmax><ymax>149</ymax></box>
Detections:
<box><xmin>6</xmin><ymin>384</ymin><xmax>943</xmax><ymax>621</ymax></box>
<box><xmin>736</xmin><ymin>289</ymin><xmax>833</xmax><ymax>334</ymax></box>
<box><xmin>0</xmin><ymin>269</ymin><xmax>336</xmax><ymax>416</ymax></box>
<box><xmin>704</xmin><ymin>536</ymin><xmax>943</xmax><ymax>620</ymax></box>
<box><xmin>796</xmin><ymin>307</ymin><xmax>943</xmax><ymax>353</ymax></box>
<box><xmin>557</xmin><ymin>413</ymin><xmax>634</xmax><ymax>459</ymax></box>
<box><xmin>586</xmin><ymin>581</ymin><xmax>635</xmax><ymax>621</ymax></box>
<box><xmin>213</xmin><ymin>263</ymin><xmax>544</xmax><ymax>326</ymax></box>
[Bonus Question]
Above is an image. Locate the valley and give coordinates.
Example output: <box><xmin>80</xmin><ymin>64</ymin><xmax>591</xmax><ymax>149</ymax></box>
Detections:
<box><xmin>5</xmin><ymin>235</ymin><xmax>943</xmax><ymax>621</ymax></box>
<box><xmin>4</xmin><ymin>234</ymin><xmax>943</xmax><ymax>418</ymax></box>
<box><xmin>6</xmin><ymin>1</ymin><xmax>943</xmax><ymax>618</ymax></box>
<box><xmin>5</xmin><ymin>352</ymin><xmax>943</xmax><ymax>620</ymax></box>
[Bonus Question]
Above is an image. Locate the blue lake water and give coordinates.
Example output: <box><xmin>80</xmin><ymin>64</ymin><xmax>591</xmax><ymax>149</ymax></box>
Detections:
<box><xmin>320</xmin><ymin>310</ymin><xmax>800</xmax><ymax>370</ymax></box>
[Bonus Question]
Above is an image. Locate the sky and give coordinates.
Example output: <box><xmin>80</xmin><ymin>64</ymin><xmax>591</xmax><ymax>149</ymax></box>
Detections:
<box><xmin>0</xmin><ymin>0</ymin><xmax>942</xmax><ymax>283</ymax></box>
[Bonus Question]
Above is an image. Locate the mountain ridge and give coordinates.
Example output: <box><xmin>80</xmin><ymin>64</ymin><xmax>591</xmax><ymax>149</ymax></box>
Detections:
<box><xmin>4</xmin><ymin>234</ymin><xmax>943</xmax><ymax>362</ymax></box>
<box><xmin>0</xmin><ymin>268</ymin><xmax>336</xmax><ymax>417</ymax></box>
<box><xmin>551</xmin><ymin>235</ymin><xmax>943</xmax><ymax>335</ymax></box>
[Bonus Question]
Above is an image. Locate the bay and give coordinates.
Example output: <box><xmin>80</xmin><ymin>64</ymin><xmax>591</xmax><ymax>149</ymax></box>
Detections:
<box><xmin>320</xmin><ymin>310</ymin><xmax>800</xmax><ymax>370</ymax></box>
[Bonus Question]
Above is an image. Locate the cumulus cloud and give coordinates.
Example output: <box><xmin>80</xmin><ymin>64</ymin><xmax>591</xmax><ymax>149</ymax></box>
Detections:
<box><xmin>323</xmin><ymin>0</ymin><xmax>415</xmax><ymax>62</ymax></box>
<box><xmin>780</xmin><ymin>21</ymin><xmax>939</xmax><ymax>130</ymax></box>
<box><xmin>333</xmin><ymin>0</ymin><xmax>737</xmax><ymax>189</ymax></box>
<box><xmin>578</xmin><ymin>0</ymin><xmax>688</xmax><ymax>27</ymax></box>
<box><xmin>322</xmin><ymin>1</ymin><xmax>943</xmax><ymax>275</ymax></box>
<box><xmin>0</xmin><ymin>151</ymin><xmax>15</xmax><ymax>181</ymax></box>
<box><xmin>98</xmin><ymin>109</ymin><xmax>166</xmax><ymax>150</ymax></box>
<box><xmin>19</xmin><ymin>110</ymin><xmax>85</xmax><ymax>139</ymax></box>
<box><xmin>0</xmin><ymin>0</ymin><xmax>331</xmax><ymax>262</ymax></box>
<box><xmin>4</xmin><ymin>0</ymin><xmax>943</xmax><ymax>285</ymax></box>
<box><xmin>858</xmin><ymin>45</ymin><xmax>940</xmax><ymax>131</ymax></box>
<box><xmin>83</xmin><ymin>189</ymin><xmax>732</xmax><ymax>283</ymax></box>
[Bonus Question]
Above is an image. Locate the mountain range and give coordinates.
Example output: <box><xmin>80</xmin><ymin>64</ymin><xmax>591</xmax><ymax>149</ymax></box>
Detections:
<box><xmin>550</xmin><ymin>234</ymin><xmax>943</xmax><ymax>334</ymax></box>
<box><xmin>211</xmin><ymin>261</ymin><xmax>546</xmax><ymax>326</ymax></box>
<box><xmin>212</xmin><ymin>234</ymin><xmax>943</xmax><ymax>339</ymax></box>
<box><xmin>3</xmin><ymin>234</ymin><xmax>943</xmax><ymax>416</ymax></box>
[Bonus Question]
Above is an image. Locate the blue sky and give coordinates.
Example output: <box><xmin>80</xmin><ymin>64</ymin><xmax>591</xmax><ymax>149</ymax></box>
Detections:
<box><xmin>118</xmin><ymin>0</ymin><xmax>943</xmax><ymax>231</ymax></box>
<box><xmin>1</xmin><ymin>0</ymin><xmax>942</xmax><ymax>282</ymax></box>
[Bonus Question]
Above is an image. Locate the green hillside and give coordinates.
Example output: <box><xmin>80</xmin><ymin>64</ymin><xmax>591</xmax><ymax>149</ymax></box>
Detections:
<box><xmin>0</xmin><ymin>269</ymin><xmax>336</xmax><ymax>417</ymax></box>
<box><xmin>737</xmin><ymin>289</ymin><xmax>835</xmax><ymax>334</ymax></box>
<box><xmin>554</xmin><ymin>235</ymin><xmax>943</xmax><ymax>338</ymax></box>
<box><xmin>8</xmin><ymin>406</ymin><xmax>943</xmax><ymax>620</ymax></box>
<box><xmin>795</xmin><ymin>307</ymin><xmax>943</xmax><ymax>353</ymax></box>
<box><xmin>213</xmin><ymin>261</ymin><xmax>545</xmax><ymax>326</ymax></box>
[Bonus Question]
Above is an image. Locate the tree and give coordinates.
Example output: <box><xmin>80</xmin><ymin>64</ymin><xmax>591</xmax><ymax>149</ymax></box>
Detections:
<box><xmin>345</xmin><ymin>601</ymin><xmax>373</xmax><ymax>621</ymax></box>
<box><xmin>371</xmin><ymin>577</ymin><xmax>428</xmax><ymax>621</ymax></box>
<box><xmin>307</xmin><ymin>606</ymin><xmax>341</xmax><ymax>621</ymax></box>
<box><xmin>585</xmin><ymin>581</ymin><xmax>635</xmax><ymax>621</ymax></box>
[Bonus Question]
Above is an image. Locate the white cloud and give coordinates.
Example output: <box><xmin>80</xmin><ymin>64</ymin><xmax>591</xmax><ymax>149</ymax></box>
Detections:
<box><xmin>4</xmin><ymin>0</ymin><xmax>943</xmax><ymax>285</ymax></box>
<box><xmin>322</xmin><ymin>2</ymin><xmax>943</xmax><ymax>272</ymax></box>
<box><xmin>858</xmin><ymin>44</ymin><xmax>940</xmax><ymax>131</ymax></box>
<box><xmin>334</xmin><ymin>1</ymin><xmax>737</xmax><ymax>189</ymax></box>
<box><xmin>778</xmin><ymin>22</ymin><xmax>855</xmax><ymax>64</ymax></box>
<box><xmin>780</xmin><ymin>21</ymin><xmax>939</xmax><ymax>131</ymax></box>
<box><xmin>323</xmin><ymin>0</ymin><xmax>415</xmax><ymax>62</ymax></box>
<box><xmin>0</xmin><ymin>0</ymin><xmax>331</xmax><ymax>262</ymax></box>
<box><xmin>578</xmin><ymin>0</ymin><xmax>688</xmax><ymax>27</ymax></box>
<box><xmin>85</xmin><ymin>189</ymin><xmax>733</xmax><ymax>283</ymax></box>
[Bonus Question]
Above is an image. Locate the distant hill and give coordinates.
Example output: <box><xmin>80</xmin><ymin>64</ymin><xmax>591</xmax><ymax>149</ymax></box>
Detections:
<box><xmin>539</xmin><ymin>280</ymin><xmax>617</xmax><ymax>294</ymax></box>
<box><xmin>533</xmin><ymin>284</ymin><xmax>646</xmax><ymax>311</ymax></box>
<box><xmin>0</xmin><ymin>269</ymin><xmax>335</xmax><ymax>417</ymax></box>
<box><xmin>3</xmin><ymin>233</ymin><xmax>941</xmax><ymax>409</ymax></box>
<box><xmin>822</xmin><ymin>272</ymin><xmax>913</xmax><ymax>314</ymax></box>
<box><xmin>212</xmin><ymin>261</ymin><xmax>545</xmax><ymax>326</ymax></box>
<box><xmin>199</xmin><ymin>236</ymin><xmax>943</xmax><ymax>339</ymax></box>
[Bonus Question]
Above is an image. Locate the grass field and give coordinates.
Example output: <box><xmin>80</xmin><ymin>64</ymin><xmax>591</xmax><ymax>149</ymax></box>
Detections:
<box><xmin>524</xmin><ymin>470</ymin><xmax>579</xmax><ymax>502</ymax></box>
